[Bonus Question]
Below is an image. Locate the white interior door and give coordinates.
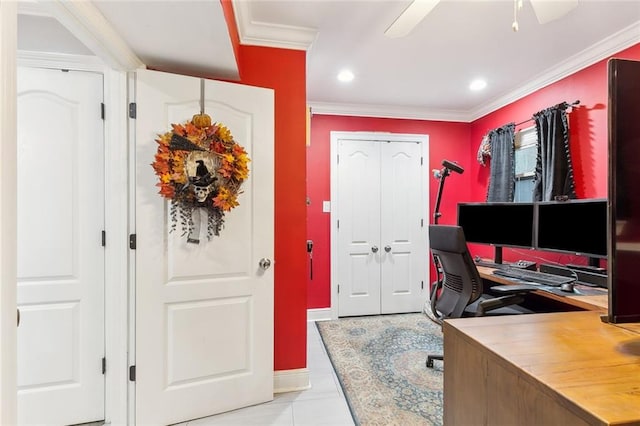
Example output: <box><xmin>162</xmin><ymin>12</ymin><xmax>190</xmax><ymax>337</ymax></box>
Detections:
<box><xmin>16</xmin><ymin>66</ymin><xmax>105</xmax><ymax>425</ymax></box>
<box><xmin>336</xmin><ymin>136</ymin><xmax>427</xmax><ymax>317</ymax></box>
<box><xmin>336</xmin><ymin>139</ymin><xmax>382</xmax><ymax>316</ymax></box>
<box><xmin>134</xmin><ymin>69</ymin><xmax>274</xmax><ymax>425</ymax></box>
<box><xmin>380</xmin><ymin>142</ymin><xmax>425</xmax><ymax>313</ymax></box>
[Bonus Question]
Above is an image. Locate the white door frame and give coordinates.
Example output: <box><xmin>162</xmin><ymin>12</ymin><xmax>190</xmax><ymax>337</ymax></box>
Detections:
<box><xmin>0</xmin><ymin>3</ymin><xmax>18</xmax><ymax>424</ymax></box>
<box><xmin>330</xmin><ymin>131</ymin><xmax>430</xmax><ymax>320</ymax></box>
<box><xmin>1</xmin><ymin>1</ymin><xmax>142</xmax><ymax>422</ymax></box>
<box><xmin>15</xmin><ymin>52</ymin><xmax>131</xmax><ymax>425</ymax></box>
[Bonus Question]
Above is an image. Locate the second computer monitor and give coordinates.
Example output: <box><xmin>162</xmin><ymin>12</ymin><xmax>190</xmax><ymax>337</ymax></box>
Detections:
<box><xmin>457</xmin><ymin>202</ymin><xmax>535</xmax><ymax>248</ymax></box>
<box><xmin>534</xmin><ymin>199</ymin><xmax>607</xmax><ymax>258</ymax></box>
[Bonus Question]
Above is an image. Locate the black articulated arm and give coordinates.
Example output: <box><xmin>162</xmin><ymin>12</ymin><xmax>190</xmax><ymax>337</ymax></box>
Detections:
<box><xmin>476</xmin><ymin>294</ymin><xmax>526</xmax><ymax>316</ymax></box>
<box><xmin>490</xmin><ymin>284</ymin><xmax>539</xmax><ymax>294</ymax></box>
<box><xmin>476</xmin><ymin>284</ymin><xmax>538</xmax><ymax>316</ymax></box>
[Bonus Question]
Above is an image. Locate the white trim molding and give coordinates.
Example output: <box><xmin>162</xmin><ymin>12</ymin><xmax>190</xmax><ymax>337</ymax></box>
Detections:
<box><xmin>26</xmin><ymin>0</ymin><xmax>144</xmax><ymax>71</ymax></box>
<box><xmin>232</xmin><ymin>0</ymin><xmax>317</xmax><ymax>51</ymax></box>
<box><xmin>18</xmin><ymin>51</ymin><xmax>104</xmax><ymax>71</ymax></box>
<box><xmin>0</xmin><ymin>2</ymin><xmax>18</xmax><ymax>424</ymax></box>
<box><xmin>309</xmin><ymin>101</ymin><xmax>468</xmax><ymax>122</ymax></box>
<box><xmin>273</xmin><ymin>368</ymin><xmax>311</xmax><ymax>394</ymax></box>
<box><xmin>307</xmin><ymin>308</ymin><xmax>332</xmax><ymax>322</ymax></box>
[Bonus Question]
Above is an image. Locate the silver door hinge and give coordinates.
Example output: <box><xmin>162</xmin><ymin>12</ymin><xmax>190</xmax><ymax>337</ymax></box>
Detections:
<box><xmin>129</xmin><ymin>365</ymin><xmax>136</xmax><ymax>381</ymax></box>
<box><xmin>337</xmin><ymin>154</ymin><xmax>339</xmax><ymax>164</ymax></box>
<box><xmin>101</xmin><ymin>230</ymin><xmax>106</xmax><ymax>247</ymax></box>
<box><xmin>421</xmin><ymin>219</ymin><xmax>424</xmax><ymax>227</ymax></box>
<box><xmin>129</xmin><ymin>234</ymin><xmax>136</xmax><ymax>250</ymax></box>
<box><xmin>101</xmin><ymin>103</ymin><xmax>105</xmax><ymax>120</ymax></box>
<box><xmin>337</xmin><ymin>220</ymin><xmax>340</xmax><ymax>229</ymax></box>
<box><xmin>421</xmin><ymin>281</ymin><xmax>424</xmax><ymax>290</ymax></box>
<box><xmin>421</xmin><ymin>157</ymin><xmax>423</xmax><ymax>165</ymax></box>
<box><xmin>102</xmin><ymin>357</ymin><xmax>106</xmax><ymax>374</ymax></box>
<box><xmin>129</xmin><ymin>102</ymin><xmax>137</xmax><ymax>119</ymax></box>
<box><xmin>337</xmin><ymin>285</ymin><xmax>340</xmax><ymax>294</ymax></box>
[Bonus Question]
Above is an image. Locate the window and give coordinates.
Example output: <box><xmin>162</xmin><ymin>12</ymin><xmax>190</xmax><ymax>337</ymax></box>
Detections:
<box><xmin>514</xmin><ymin>127</ymin><xmax>537</xmax><ymax>202</ymax></box>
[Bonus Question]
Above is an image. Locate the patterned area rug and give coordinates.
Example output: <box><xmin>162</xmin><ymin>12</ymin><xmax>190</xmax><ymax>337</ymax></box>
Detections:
<box><xmin>316</xmin><ymin>313</ymin><xmax>443</xmax><ymax>426</ymax></box>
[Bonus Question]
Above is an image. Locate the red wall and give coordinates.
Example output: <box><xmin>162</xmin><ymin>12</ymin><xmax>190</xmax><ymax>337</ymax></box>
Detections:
<box><xmin>307</xmin><ymin>43</ymin><xmax>640</xmax><ymax>309</ymax></box>
<box><xmin>307</xmin><ymin>116</ymin><xmax>471</xmax><ymax>308</ymax></box>
<box><xmin>235</xmin><ymin>45</ymin><xmax>308</xmax><ymax>371</ymax></box>
<box><xmin>467</xmin><ymin>43</ymin><xmax>640</xmax><ymax>265</ymax></box>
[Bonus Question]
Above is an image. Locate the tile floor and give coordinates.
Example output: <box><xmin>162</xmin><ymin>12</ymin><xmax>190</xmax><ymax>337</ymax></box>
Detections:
<box><xmin>181</xmin><ymin>321</ymin><xmax>355</xmax><ymax>426</ymax></box>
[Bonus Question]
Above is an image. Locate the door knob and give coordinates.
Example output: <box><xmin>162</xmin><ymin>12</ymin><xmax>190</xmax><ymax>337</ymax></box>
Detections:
<box><xmin>384</xmin><ymin>245</ymin><xmax>392</xmax><ymax>253</ymax></box>
<box><xmin>371</xmin><ymin>246</ymin><xmax>379</xmax><ymax>253</ymax></box>
<box><xmin>259</xmin><ymin>258</ymin><xmax>272</xmax><ymax>270</ymax></box>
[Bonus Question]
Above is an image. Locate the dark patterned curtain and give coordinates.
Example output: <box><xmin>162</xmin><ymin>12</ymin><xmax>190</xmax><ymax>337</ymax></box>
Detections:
<box><xmin>533</xmin><ymin>103</ymin><xmax>577</xmax><ymax>201</ymax></box>
<box><xmin>486</xmin><ymin>123</ymin><xmax>515</xmax><ymax>202</ymax></box>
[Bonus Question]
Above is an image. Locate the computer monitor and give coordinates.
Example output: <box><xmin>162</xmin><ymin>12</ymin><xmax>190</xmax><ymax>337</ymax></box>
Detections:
<box><xmin>534</xmin><ymin>199</ymin><xmax>607</xmax><ymax>259</ymax></box>
<box><xmin>457</xmin><ymin>202</ymin><xmax>535</xmax><ymax>263</ymax></box>
<box><xmin>607</xmin><ymin>57</ymin><xmax>640</xmax><ymax>323</ymax></box>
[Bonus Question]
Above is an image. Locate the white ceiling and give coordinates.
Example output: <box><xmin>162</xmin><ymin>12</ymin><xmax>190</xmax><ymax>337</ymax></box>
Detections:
<box><xmin>17</xmin><ymin>0</ymin><xmax>640</xmax><ymax>122</ymax></box>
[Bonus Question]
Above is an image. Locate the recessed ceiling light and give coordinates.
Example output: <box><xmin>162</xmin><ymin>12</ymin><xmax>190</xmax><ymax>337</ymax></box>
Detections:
<box><xmin>337</xmin><ymin>69</ymin><xmax>354</xmax><ymax>83</ymax></box>
<box><xmin>469</xmin><ymin>79</ymin><xmax>487</xmax><ymax>91</ymax></box>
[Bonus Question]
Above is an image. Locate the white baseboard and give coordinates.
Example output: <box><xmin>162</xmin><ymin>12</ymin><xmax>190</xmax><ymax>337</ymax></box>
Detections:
<box><xmin>273</xmin><ymin>368</ymin><xmax>311</xmax><ymax>394</ymax></box>
<box><xmin>307</xmin><ymin>308</ymin><xmax>332</xmax><ymax>322</ymax></box>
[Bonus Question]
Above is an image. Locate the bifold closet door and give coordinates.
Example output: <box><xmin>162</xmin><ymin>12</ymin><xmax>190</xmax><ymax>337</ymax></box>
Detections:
<box><xmin>336</xmin><ymin>139</ymin><xmax>382</xmax><ymax>317</ymax></box>
<box><xmin>380</xmin><ymin>142</ymin><xmax>425</xmax><ymax>314</ymax></box>
<box><xmin>337</xmin><ymin>139</ymin><xmax>425</xmax><ymax>317</ymax></box>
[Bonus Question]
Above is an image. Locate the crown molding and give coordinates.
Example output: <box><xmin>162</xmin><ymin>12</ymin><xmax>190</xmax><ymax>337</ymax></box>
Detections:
<box><xmin>308</xmin><ymin>101</ymin><xmax>468</xmax><ymax>122</ymax></box>
<box><xmin>232</xmin><ymin>0</ymin><xmax>317</xmax><ymax>51</ymax></box>
<box><xmin>311</xmin><ymin>22</ymin><xmax>640</xmax><ymax>123</ymax></box>
<box><xmin>468</xmin><ymin>21</ymin><xmax>640</xmax><ymax>121</ymax></box>
<box><xmin>25</xmin><ymin>0</ymin><xmax>144</xmax><ymax>71</ymax></box>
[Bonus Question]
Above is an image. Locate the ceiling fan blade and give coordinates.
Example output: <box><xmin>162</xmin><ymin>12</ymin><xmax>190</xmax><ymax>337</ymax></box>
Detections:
<box><xmin>530</xmin><ymin>0</ymin><xmax>578</xmax><ymax>24</ymax></box>
<box><xmin>384</xmin><ymin>0</ymin><xmax>441</xmax><ymax>38</ymax></box>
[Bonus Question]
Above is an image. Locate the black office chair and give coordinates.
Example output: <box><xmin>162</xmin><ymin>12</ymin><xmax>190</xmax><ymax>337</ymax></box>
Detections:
<box><xmin>426</xmin><ymin>224</ymin><xmax>537</xmax><ymax>368</ymax></box>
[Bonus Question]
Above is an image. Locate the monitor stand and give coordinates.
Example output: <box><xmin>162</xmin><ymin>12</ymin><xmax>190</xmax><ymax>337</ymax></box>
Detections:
<box><xmin>494</xmin><ymin>246</ymin><xmax>503</xmax><ymax>265</ymax></box>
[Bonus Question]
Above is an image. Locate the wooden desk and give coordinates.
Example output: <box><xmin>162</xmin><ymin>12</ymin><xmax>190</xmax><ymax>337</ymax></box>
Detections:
<box><xmin>443</xmin><ymin>311</ymin><xmax>640</xmax><ymax>425</ymax></box>
<box><xmin>477</xmin><ymin>265</ymin><xmax>608</xmax><ymax>312</ymax></box>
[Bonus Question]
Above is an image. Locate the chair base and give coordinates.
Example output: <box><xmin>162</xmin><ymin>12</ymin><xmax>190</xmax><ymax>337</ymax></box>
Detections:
<box><xmin>426</xmin><ymin>354</ymin><xmax>443</xmax><ymax>368</ymax></box>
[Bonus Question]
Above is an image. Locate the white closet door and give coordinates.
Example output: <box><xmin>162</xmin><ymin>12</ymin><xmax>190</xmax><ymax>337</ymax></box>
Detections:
<box><xmin>335</xmin><ymin>136</ymin><xmax>427</xmax><ymax>317</ymax></box>
<box><xmin>16</xmin><ymin>66</ymin><xmax>105</xmax><ymax>425</ymax></box>
<box><xmin>380</xmin><ymin>141</ymin><xmax>426</xmax><ymax>314</ymax></box>
<box><xmin>336</xmin><ymin>139</ymin><xmax>382</xmax><ymax>316</ymax></box>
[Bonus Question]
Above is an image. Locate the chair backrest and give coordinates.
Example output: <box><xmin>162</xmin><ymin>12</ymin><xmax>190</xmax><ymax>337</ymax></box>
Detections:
<box><xmin>429</xmin><ymin>225</ymin><xmax>484</xmax><ymax>319</ymax></box>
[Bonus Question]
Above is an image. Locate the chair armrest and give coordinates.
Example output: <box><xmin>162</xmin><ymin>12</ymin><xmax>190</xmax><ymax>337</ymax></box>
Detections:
<box><xmin>490</xmin><ymin>284</ymin><xmax>539</xmax><ymax>294</ymax></box>
<box><xmin>476</xmin><ymin>294</ymin><xmax>526</xmax><ymax>316</ymax></box>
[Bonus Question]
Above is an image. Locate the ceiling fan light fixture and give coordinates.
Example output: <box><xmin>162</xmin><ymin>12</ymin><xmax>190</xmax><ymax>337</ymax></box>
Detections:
<box><xmin>384</xmin><ymin>0</ymin><xmax>441</xmax><ymax>38</ymax></box>
<box><xmin>512</xmin><ymin>0</ymin><xmax>522</xmax><ymax>32</ymax></box>
<box><xmin>530</xmin><ymin>0</ymin><xmax>579</xmax><ymax>24</ymax></box>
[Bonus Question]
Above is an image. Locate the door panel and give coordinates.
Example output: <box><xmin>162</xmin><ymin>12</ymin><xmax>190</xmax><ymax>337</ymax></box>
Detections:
<box><xmin>16</xmin><ymin>67</ymin><xmax>105</xmax><ymax>425</ymax></box>
<box><xmin>337</xmin><ymin>140</ymin><xmax>381</xmax><ymax>316</ymax></box>
<box><xmin>134</xmin><ymin>69</ymin><xmax>274</xmax><ymax>425</ymax></box>
<box><xmin>381</xmin><ymin>142</ymin><xmax>425</xmax><ymax>313</ymax></box>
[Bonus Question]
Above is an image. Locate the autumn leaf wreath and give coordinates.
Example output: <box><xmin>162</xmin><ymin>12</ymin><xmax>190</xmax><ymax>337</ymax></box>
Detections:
<box><xmin>151</xmin><ymin>113</ymin><xmax>250</xmax><ymax>243</ymax></box>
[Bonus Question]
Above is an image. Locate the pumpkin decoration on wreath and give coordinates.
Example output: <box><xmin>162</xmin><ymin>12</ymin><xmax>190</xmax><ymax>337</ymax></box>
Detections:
<box><xmin>151</xmin><ymin>111</ymin><xmax>250</xmax><ymax>243</ymax></box>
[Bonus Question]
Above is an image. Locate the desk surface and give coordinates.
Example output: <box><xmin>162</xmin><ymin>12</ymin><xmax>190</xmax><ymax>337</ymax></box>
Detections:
<box><xmin>445</xmin><ymin>311</ymin><xmax>640</xmax><ymax>425</ymax></box>
<box><xmin>477</xmin><ymin>265</ymin><xmax>609</xmax><ymax>312</ymax></box>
